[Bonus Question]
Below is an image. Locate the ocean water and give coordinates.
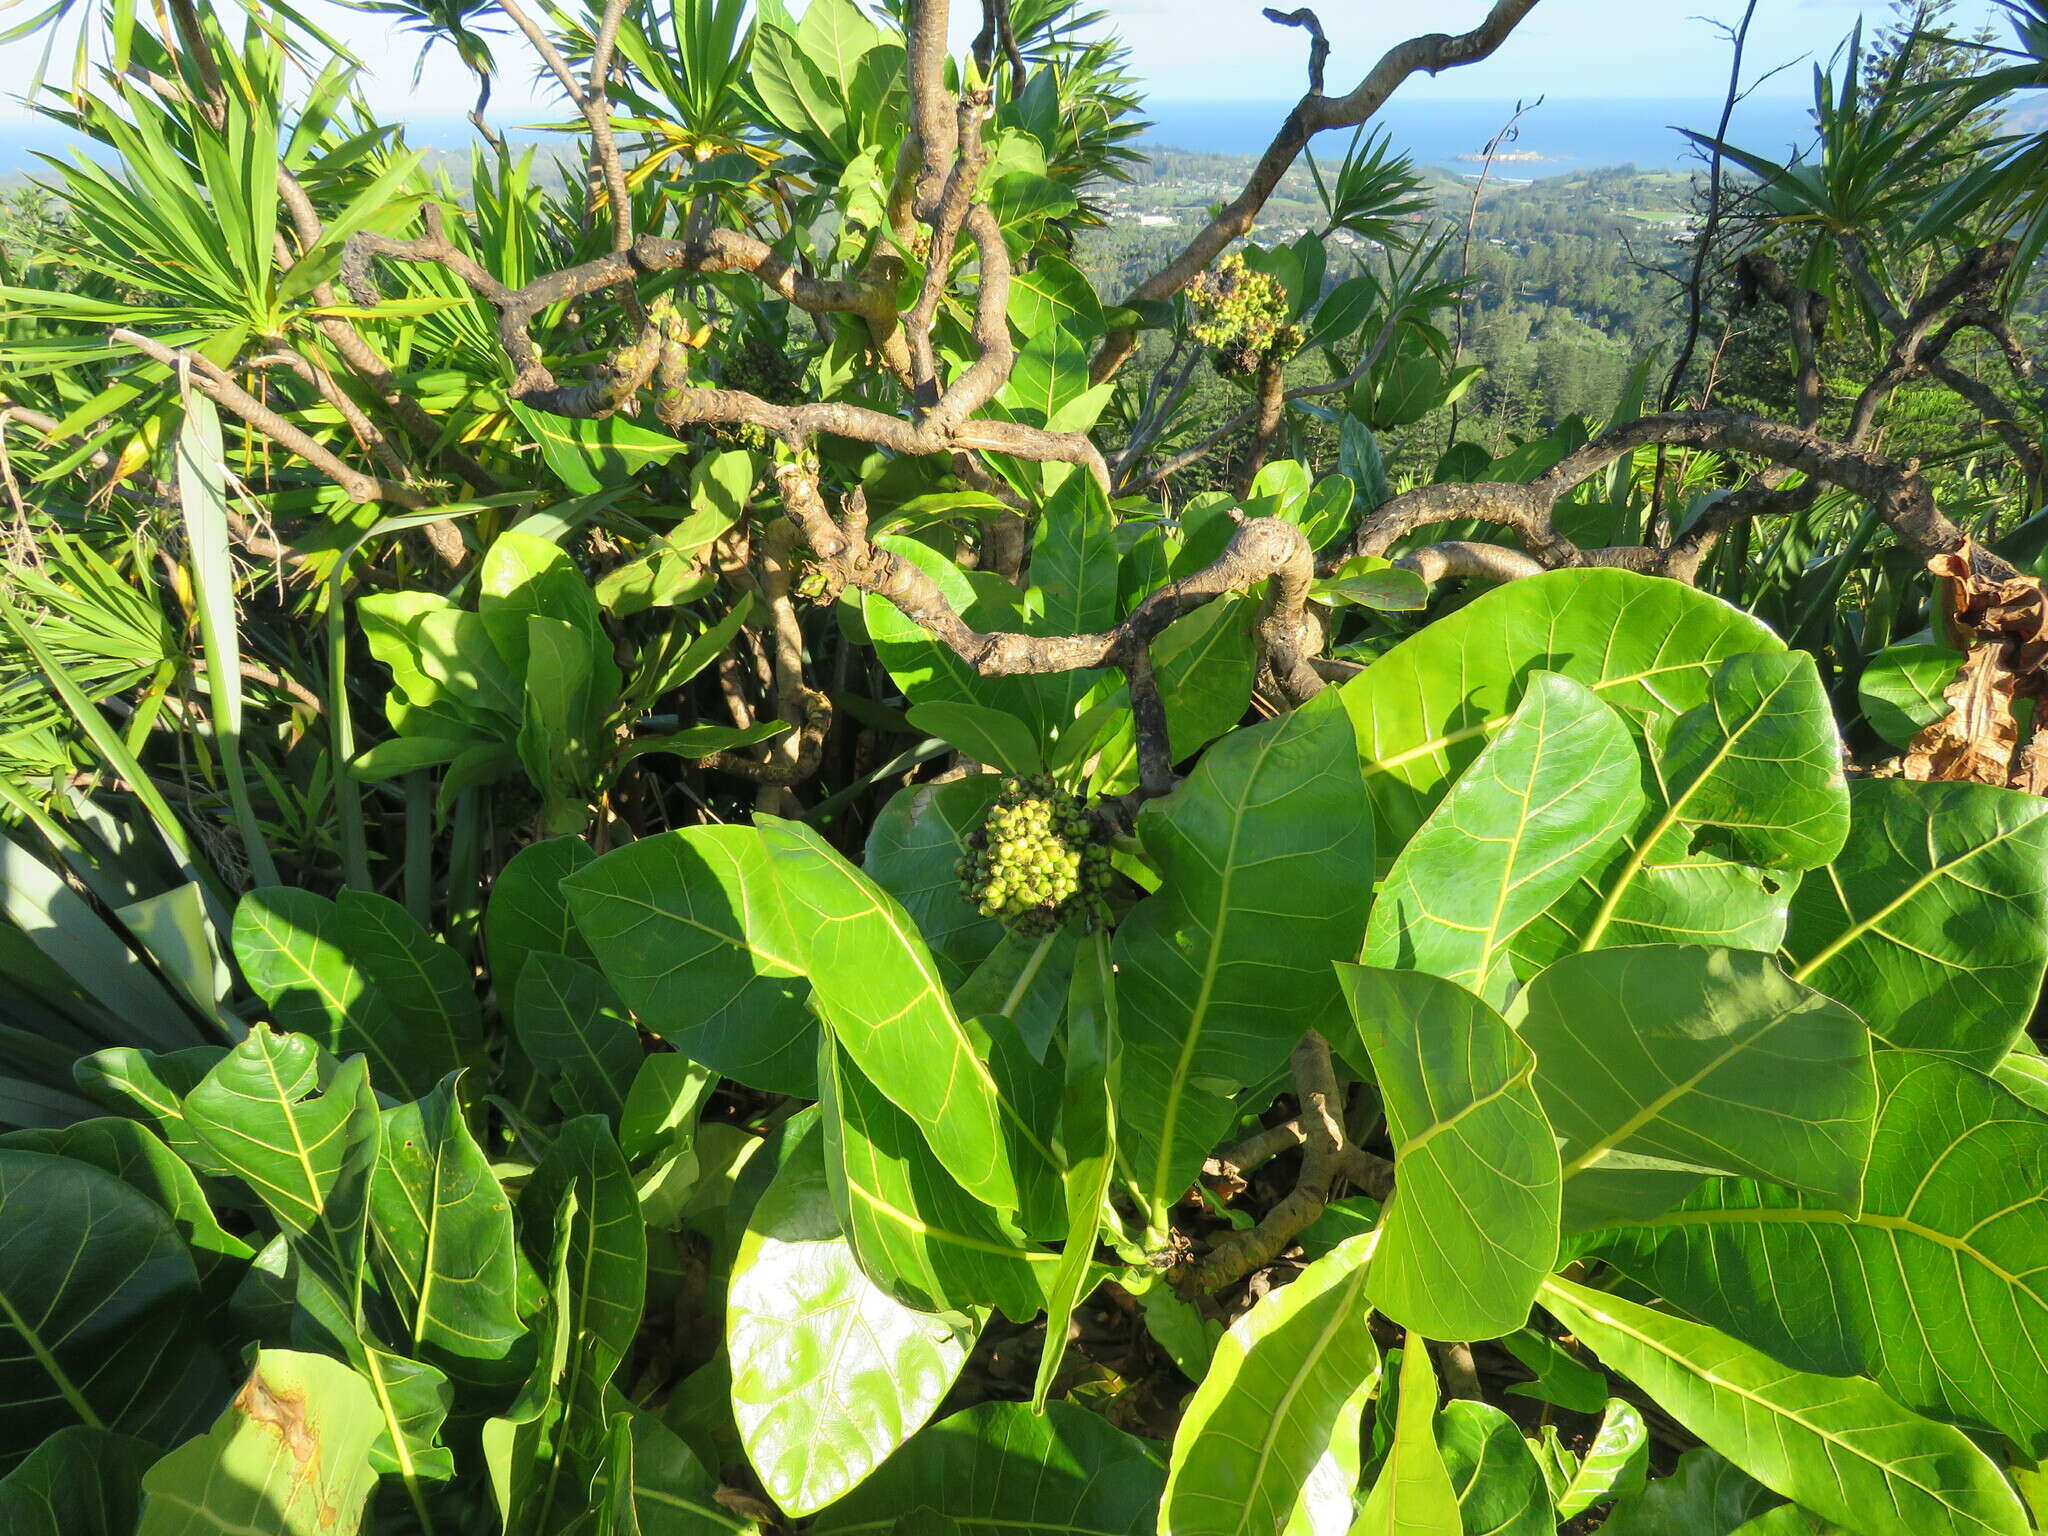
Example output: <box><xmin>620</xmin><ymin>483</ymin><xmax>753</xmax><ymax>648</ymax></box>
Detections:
<box><xmin>0</xmin><ymin>94</ymin><xmax>1820</xmax><ymax>179</ymax></box>
<box><xmin>1141</xmin><ymin>95</ymin><xmax>1823</xmax><ymax>175</ymax></box>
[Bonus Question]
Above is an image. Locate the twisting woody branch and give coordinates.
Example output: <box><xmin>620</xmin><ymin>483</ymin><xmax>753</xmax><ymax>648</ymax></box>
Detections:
<box><xmin>77</xmin><ymin>0</ymin><xmax>2045</xmax><ymax>812</ymax></box>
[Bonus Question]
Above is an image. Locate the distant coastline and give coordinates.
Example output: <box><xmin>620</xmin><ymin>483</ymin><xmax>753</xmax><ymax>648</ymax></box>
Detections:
<box><xmin>1138</xmin><ymin>96</ymin><xmax>1822</xmax><ymax>174</ymax></box>
<box><xmin>0</xmin><ymin>94</ymin><xmax>1823</xmax><ymax>180</ymax></box>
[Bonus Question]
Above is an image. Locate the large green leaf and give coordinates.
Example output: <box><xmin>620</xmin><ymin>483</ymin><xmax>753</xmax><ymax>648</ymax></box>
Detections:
<box><xmin>1632</xmin><ymin>651</ymin><xmax>1848</xmax><ymax>873</ymax></box>
<box><xmin>369</xmin><ymin>1072</ymin><xmax>524</xmax><ymax>1368</ymax></box>
<box><xmin>1115</xmin><ymin>699</ymin><xmax>1372</xmax><ymax>1224</ymax></box>
<box><xmin>1436</xmin><ymin>1400</ymin><xmax>1554</xmax><ymax>1536</ymax></box>
<box><xmin>1339</xmin><ymin>967</ymin><xmax>1558</xmax><ymax>1341</ymax></box>
<box><xmin>514</xmin><ymin>953</ymin><xmax>642</xmax><ymax>1123</ymax></box>
<box><xmin>1518</xmin><ymin>946</ymin><xmax>1875</xmax><ymax>1223</ymax></box>
<box><xmin>818</xmin><ymin>1043</ymin><xmax>1055</xmax><ymax>1322</ymax></box>
<box><xmin>485</xmin><ymin>835</ymin><xmax>596</xmax><ymax>1020</ymax></box>
<box><xmin>1162</xmin><ymin>1232</ymin><xmax>1381</xmax><ymax>1536</ymax></box>
<box><xmin>565</xmin><ymin>825</ymin><xmax>817</xmax><ymax>1095</ymax></box>
<box><xmin>231</xmin><ymin>888</ymin><xmax>481</xmax><ymax>1101</ymax></box>
<box><xmin>1356</xmin><ymin>1340</ymin><xmax>1461</xmax><ymax>1535</ymax></box>
<box><xmin>136</xmin><ymin>1351</ymin><xmax>381</xmax><ymax>1536</ymax></box>
<box><xmin>183</xmin><ymin>1027</ymin><xmax>378</xmax><ymax>1317</ymax></box>
<box><xmin>0</xmin><ymin>1117</ymin><xmax>251</xmax><ymax>1291</ymax></box>
<box><xmin>1553</xmin><ymin>1399</ymin><xmax>1648</xmax><ymax>1518</ymax></box>
<box><xmin>1600</xmin><ymin>1449</ymin><xmax>1779</xmax><ymax>1536</ymax></box>
<box><xmin>1340</xmin><ymin>570</ymin><xmax>1783</xmax><ymax>856</ymax></box>
<box><xmin>1026</xmin><ymin>470</ymin><xmax>1118</xmax><ymax>733</ymax></box>
<box><xmin>1541</xmin><ymin>1276</ymin><xmax>2031</xmax><ymax>1536</ymax></box>
<box><xmin>1595</xmin><ymin>1050</ymin><xmax>2048</xmax><ymax>1456</ymax></box>
<box><xmin>1034</xmin><ymin>930</ymin><xmax>1118</xmax><ymax>1409</ymax></box>
<box><xmin>0</xmin><ymin>1149</ymin><xmax>222</xmax><ymax>1458</ymax></box>
<box><xmin>728</xmin><ymin>1127</ymin><xmax>976</xmax><ymax>1517</ymax></box>
<box><xmin>759</xmin><ymin>815</ymin><xmax>1056</xmax><ymax>1219</ymax></box>
<box><xmin>811</xmin><ymin>1400</ymin><xmax>1166</xmax><ymax>1535</ymax></box>
<box><xmin>1362</xmin><ymin>672</ymin><xmax>1643</xmax><ymax>1002</ymax></box>
<box><xmin>72</xmin><ymin>1047</ymin><xmax>227</xmax><ymax>1176</ymax></box>
<box><xmin>489</xmin><ymin>1116</ymin><xmax>647</xmax><ymax>1536</ymax></box>
<box><xmin>0</xmin><ymin>1425</ymin><xmax>155</xmax><ymax>1536</ymax></box>
<box><xmin>1543</xmin><ymin>650</ymin><xmax>1849</xmax><ymax>957</ymax></box>
<box><xmin>862</xmin><ymin>775</ymin><xmax>1007</xmax><ymax>985</ymax></box>
<box><xmin>1783</xmin><ymin>779</ymin><xmax>2048</xmax><ymax>1065</ymax></box>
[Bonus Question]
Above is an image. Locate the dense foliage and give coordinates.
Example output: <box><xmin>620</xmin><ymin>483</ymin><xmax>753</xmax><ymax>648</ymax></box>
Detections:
<box><xmin>2</xmin><ymin>0</ymin><xmax>2048</xmax><ymax>1533</ymax></box>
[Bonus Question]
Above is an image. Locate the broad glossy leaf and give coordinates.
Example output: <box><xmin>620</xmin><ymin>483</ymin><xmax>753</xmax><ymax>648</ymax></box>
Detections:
<box><xmin>490</xmin><ymin>1116</ymin><xmax>646</xmax><ymax>1535</ymax></box>
<box><xmin>1033</xmin><ymin>931</ymin><xmax>1118</xmax><ymax>1409</ymax></box>
<box><xmin>863</xmin><ymin>536</ymin><xmax>1035</xmax><ymax>717</ymax></box>
<box><xmin>1436</xmin><ymin>1400</ymin><xmax>1554</xmax><ymax>1536</ymax></box>
<box><xmin>1162</xmin><ymin>1232</ymin><xmax>1381</xmax><ymax>1536</ymax></box>
<box><xmin>863</xmin><ymin>776</ymin><xmax>1007</xmax><ymax>984</ymax></box>
<box><xmin>231</xmin><ymin>888</ymin><xmax>481</xmax><ymax>1100</ymax></box>
<box><xmin>1541</xmin><ymin>1276</ymin><xmax>2031</xmax><ymax>1536</ymax></box>
<box><xmin>759</xmin><ymin>815</ymin><xmax>1056</xmax><ymax>1217</ymax></box>
<box><xmin>0</xmin><ymin>1150</ymin><xmax>221</xmax><ymax>1457</ymax></box>
<box><xmin>1285</xmin><ymin>1374</ymin><xmax>1373</xmax><ymax>1536</ymax></box>
<box><xmin>1008</xmin><ymin>253</ymin><xmax>1105</xmax><ymax>341</ymax></box>
<box><xmin>1555</xmin><ymin>1399</ymin><xmax>1648</xmax><ymax>1518</ymax></box>
<box><xmin>818</xmin><ymin>1043</ymin><xmax>1055</xmax><ymax>1322</ymax></box>
<box><xmin>1642</xmin><ymin>651</ymin><xmax>1849</xmax><ymax>872</ymax></box>
<box><xmin>328</xmin><ymin>889</ymin><xmax>486</xmax><ymax>1082</ymax></box>
<box><xmin>1115</xmin><ymin>700</ymin><xmax>1372</xmax><ymax>1224</ymax></box>
<box><xmin>514</xmin><ymin>952</ymin><xmax>642</xmax><ymax>1122</ymax></box>
<box><xmin>485</xmin><ymin>835</ymin><xmax>596</xmax><ymax>1019</ymax></box>
<box><xmin>1858</xmin><ymin>642</ymin><xmax>1958</xmax><ymax>749</ymax></box>
<box><xmin>1026</xmin><ymin>470</ymin><xmax>1117</xmax><ymax>731</ymax></box>
<box><xmin>1356</xmin><ymin>1340</ymin><xmax>1460</xmax><ymax>1536</ymax></box>
<box><xmin>369</xmin><ymin>1072</ymin><xmax>523</xmax><ymax>1366</ymax></box>
<box><xmin>1515</xmin><ymin>652</ymin><xmax>1847</xmax><ymax>965</ymax></box>
<box><xmin>1595</xmin><ymin>1051</ymin><xmax>2048</xmax><ymax>1456</ymax></box>
<box><xmin>230</xmin><ymin>888</ymin><xmax>405</xmax><ymax>1087</ymax></box>
<box><xmin>1600</xmin><ymin>1449</ymin><xmax>1779</xmax><ymax>1536</ymax></box>
<box><xmin>1363</xmin><ymin>672</ymin><xmax>1643</xmax><ymax>1002</ymax></box>
<box><xmin>1725</xmin><ymin>1508</ymin><xmax>1851</xmax><ymax>1535</ymax></box>
<box><xmin>1519</xmin><ymin>946</ymin><xmax>1874</xmax><ymax>1221</ymax></box>
<box><xmin>518</xmin><ymin>613</ymin><xmax>602</xmax><ymax>834</ymax></box>
<box><xmin>1340</xmin><ymin>569</ymin><xmax>1782</xmax><ymax>855</ymax></box>
<box><xmin>479</xmin><ymin>530</ymin><xmax>618</xmax><ymax>705</ymax></box>
<box><xmin>0</xmin><ymin>1117</ymin><xmax>251</xmax><ymax>1290</ymax></box>
<box><xmin>1783</xmin><ymin>779</ymin><xmax>2048</xmax><ymax>1065</ymax></box>
<box><xmin>811</xmin><ymin>1400</ymin><xmax>1166</xmax><ymax>1535</ymax></box>
<box><xmin>1340</xmin><ymin>967</ymin><xmax>1557</xmax><ymax>1341</ymax></box>
<box><xmin>906</xmin><ymin>702</ymin><xmax>1045</xmax><ymax>776</ymax></box>
<box><xmin>508</xmin><ymin>401</ymin><xmax>690</xmax><ymax>494</ymax></box>
<box><xmin>517</xmin><ymin>1116</ymin><xmax>646</xmax><ymax>1367</ymax></box>
<box><xmin>1498</xmin><ymin>1329</ymin><xmax>1606</xmax><ymax>1414</ymax></box>
<box><xmin>183</xmin><ymin>1027</ymin><xmax>379</xmax><ymax>1316</ymax></box>
<box><xmin>0</xmin><ymin>1425</ymin><xmax>154</xmax><ymax>1535</ymax></box>
<box><xmin>565</xmin><ymin>825</ymin><xmax>817</xmax><ymax>1095</ymax></box>
<box><xmin>73</xmin><ymin>1047</ymin><xmax>227</xmax><ymax>1176</ymax></box>
<box><xmin>728</xmin><ymin>1127</ymin><xmax>976</xmax><ymax>1517</ymax></box>
<box><xmin>615</xmin><ymin>1403</ymin><xmax>748</xmax><ymax>1535</ymax></box>
<box><xmin>137</xmin><ymin>1351</ymin><xmax>380</xmax><ymax>1536</ymax></box>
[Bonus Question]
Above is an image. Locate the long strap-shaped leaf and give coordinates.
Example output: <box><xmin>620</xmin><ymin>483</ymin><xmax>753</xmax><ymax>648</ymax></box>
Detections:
<box><xmin>1593</xmin><ymin>1050</ymin><xmax>2048</xmax><ymax>1457</ymax></box>
<box><xmin>1162</xmin><ymin>1232</ymin><xmax>1380</xmax><ymax>1536</ymax></box>
<box><xmin>1115</xmin><ymin>700</ymin><xmax>1372</xmax><ymax>1229</ymax></box>
<box><xmin>1540</xmin><ymin>1276</ymin><xmax>2031</xmax><ymax>1536</ymax></box>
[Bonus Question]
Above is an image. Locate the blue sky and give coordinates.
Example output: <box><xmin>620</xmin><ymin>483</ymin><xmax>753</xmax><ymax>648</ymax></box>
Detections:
<box><xmin>0</xmin><ymin>0</ymin><xmax>2021</xmax><ymax>120</ymax></box>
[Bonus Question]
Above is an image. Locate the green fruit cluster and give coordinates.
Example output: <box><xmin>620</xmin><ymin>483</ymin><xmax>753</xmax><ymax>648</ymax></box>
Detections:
<box><xmin>956</xmin><ymin>776</ymin><xmax>1114</xmax><ymax>935</ymax></box>
<box><xmin>1187</xmin><ymin>251</ymin><xmax>1303</xmax><ymax>377</ymax></box>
